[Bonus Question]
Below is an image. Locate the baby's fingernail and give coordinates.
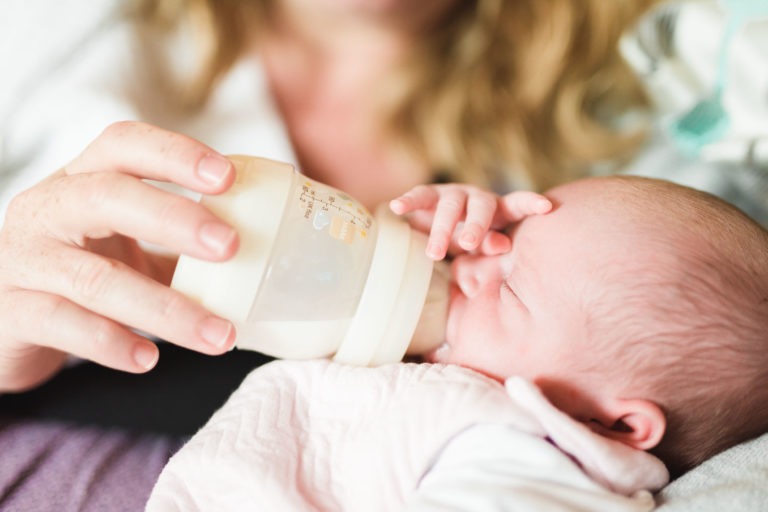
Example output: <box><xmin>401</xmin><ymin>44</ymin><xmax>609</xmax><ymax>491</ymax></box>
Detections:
<box><xmin>461</xmin><ymin>231</ymin><xmax>477</xmax><ymax>246</ymax></box>
<box><xmin>133</xmin><ymin>342</ymin><xmax>159</xmax><ymax>370</ymax></box>
<box><xmin>196</xmin><ymin>154</ymin><xmax>232</xmax><ymax>186</ymax></box>
<box><xmin>199</xmin><ymin>221</ymin><xmax>237</xmax><ymax>256</ymax></box>
<box><xmin>536</xmin><ymin>198</ymin><xmax>552</xmax><ymax>212</ymax></box>
<box><xmin>199</xmin><ymin>316</ymin><xmax>235</xmax><ymax>349</ymax></box>
<box><xmin>426</xmin><ymin>242</ymin><xmax>444</xmax><ymax>260</ymax></box>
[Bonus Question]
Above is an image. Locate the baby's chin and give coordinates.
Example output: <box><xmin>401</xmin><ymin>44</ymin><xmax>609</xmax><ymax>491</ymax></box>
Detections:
<box><xmin>417</xmin><ymin>283</ymin><xmax>461</xmax><ymax>364</ymax></box>
<box><xmin>422</xmin><ymin>342</ymin><xmax>450</xmax><ymax>363</ymax></box>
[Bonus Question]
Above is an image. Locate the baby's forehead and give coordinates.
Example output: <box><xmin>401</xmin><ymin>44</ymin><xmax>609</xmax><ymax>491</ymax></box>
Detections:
<box><xmin>542</xmin><ymin>179</ymin><xmax>690</xmax><ymax>244</ymax></box>
<box><xmin>522</xmin><ymin>187</ymin><xmax>640</xmax><ymax>243</ymax></box>
<box><xmin>515</xmin><ymin>188</ymin><xmax>688</xmax><ymax>295</ymax></box>
<box><xmin>546</xmin><ymin>179</ymin><xmax>642</xmax><ymax>217</ymax></box>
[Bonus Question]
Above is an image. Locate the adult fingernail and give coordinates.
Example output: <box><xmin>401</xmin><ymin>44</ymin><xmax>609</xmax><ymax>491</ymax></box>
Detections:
<box><xmin>133</xmin><ymin>342</ymin><xmax>159</xmax><ymax>370</ymax></box>
<box><xmin>196</xmin><ymin>154</ymin><xmax>232</xmax><ymax>186</ymax></box>
<box><xmin>199</xmin><ymin>221</ymin><xmax>237</xmax><ymax>255</ymax></box>
<box><xmin>200</xmin><ymin>316</ymin><xmax>235</xmax><ymax>349</ymax></box>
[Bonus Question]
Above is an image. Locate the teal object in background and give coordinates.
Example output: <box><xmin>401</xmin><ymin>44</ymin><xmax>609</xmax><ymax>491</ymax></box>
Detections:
<box><xmin>670</xmin><ymin>0</ymin><xmax>768</xmax><ymax>155</ymax></box>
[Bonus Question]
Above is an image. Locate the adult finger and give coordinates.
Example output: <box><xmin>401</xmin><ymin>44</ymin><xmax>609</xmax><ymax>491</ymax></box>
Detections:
<box><xmin>36</xmin><ymin>171</ymin><xmax>238</xmax><ymax>261</ymax></box>
<box><xmin>19</xmin><ymin>244</ymin><xmax>235</xmax><ymax>355</ymax></box>
<box><xmin>65</xmin><ymin>121</ymin><xmax>235</xmax><ymax>194</ymax></box>
<box><xmin>2</xmin><ymin>289</ymin><xmax>159</xmax><ymax>373</ymax></box>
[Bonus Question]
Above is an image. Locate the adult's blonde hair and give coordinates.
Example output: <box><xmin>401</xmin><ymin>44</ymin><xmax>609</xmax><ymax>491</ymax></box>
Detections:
<box><xmin>130</xmin><ymin>0</ymin><xmax>659</xmax><ymax>191</ymax></box>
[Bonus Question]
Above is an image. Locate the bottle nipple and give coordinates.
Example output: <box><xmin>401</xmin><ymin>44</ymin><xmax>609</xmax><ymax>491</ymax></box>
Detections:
<box><xmin>406</xmin><ymin>260</ymin><xmax>450</xmax><ymax>355</ymax></box>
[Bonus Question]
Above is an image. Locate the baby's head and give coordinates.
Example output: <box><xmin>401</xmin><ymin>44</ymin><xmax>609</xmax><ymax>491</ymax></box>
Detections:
<box><xmin>431</xmin><ymin>175</ymin><xmax>768</xmax><ymax>476</ymax></box>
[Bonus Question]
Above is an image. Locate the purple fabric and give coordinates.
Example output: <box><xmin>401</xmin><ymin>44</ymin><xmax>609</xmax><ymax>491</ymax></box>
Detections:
<box><xmin>0</xmin><ymin>417</ymin><xmax>184</xmax><ymax>511</ymax></box>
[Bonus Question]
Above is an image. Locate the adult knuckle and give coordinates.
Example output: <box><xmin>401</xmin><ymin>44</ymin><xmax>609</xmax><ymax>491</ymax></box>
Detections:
<box><xmin>101</xmin><ymin>120</ymin><xmax>143</xmax><ymax>139</ymax></box>
<box><xmin>91</xmin><ymin>121</ymin><xmax>151</xmax><ymax>158</ymax></box>
<box><xmin>2</xmin><ymin>193</ymin><xmax>49</xmax><ymax>250</ymax></box>
<box><xmin>45</xmin><ymin>294</ymin><xmax>69</xmax><ymax>321</ymax></box>
<box><xmin>158</xmin><ymin>131</ymin><xmax>201</xmax><ymax>166</ymax></box>
<box><xmin>158</xmin><ymin>194</ymin><xmax>194</xmax><ymax>226</ymax></box>
<box><xmin>71</xmin><ymin>257</ymin><xmax>121</xmax><ymax>301</ymax></box>
<box><xmin>5</xmin><ymin>188</ymin><xmax>37</xmax><ymax>220</ymax></box>
<box><xmin>37</xmin><ymin>294</ymin><xmax>69</xmax><ymax>336</ymax></box>
<box><xmin>80</xmin><ymin>172</ymin><xmax>118</xmax><ymax>208</ymax></box>
<box><xmin>159</xmin><ymin>291</ymin><xmax>189</xmax><ymax>323</ymax></box>
<box><xmin>89</xmin><ymin>317</ymin><xmax>121</xmax><ymax>351</ymax></box>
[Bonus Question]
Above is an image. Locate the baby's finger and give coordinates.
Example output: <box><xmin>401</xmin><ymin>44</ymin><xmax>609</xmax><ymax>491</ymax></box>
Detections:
<box><xmin>478</xmin><ymin>231</ymin><xmax>513</xmax><ymax>256</ymax></box>
<box><xmin>65</xmin><ymin>121</ymin><xmax>235</xmax><ymax>194</ymax></box>
<box><xmin>497</xmin><ymin>191</ymin><xmax>552</xmax><ymax>225</ymax></box>
<box><xmin>458</xmin><ymin>190</ymin><xmax>498</xmax><ymax>251</ymax></box>
<box><xmin>389</xmin><ymin>185</ymin><xmax>439</xmax><ymax>215</ymax></box>
<box><xmin>427</xmin><ymin>188</ymin><xmax>469</xmax><ymax>260</ymax></box>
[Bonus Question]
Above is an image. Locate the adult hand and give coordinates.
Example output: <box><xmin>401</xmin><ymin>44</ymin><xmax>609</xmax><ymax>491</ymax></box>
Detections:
<box><xmin>390</xmin><ymin>184</ymin><xmax>552</xmax><ymax>260</ymax></box>
<box><xmin>0</xmin><ymin>122</ymin><xmax>240</xmax><ymax>392</ymax></box>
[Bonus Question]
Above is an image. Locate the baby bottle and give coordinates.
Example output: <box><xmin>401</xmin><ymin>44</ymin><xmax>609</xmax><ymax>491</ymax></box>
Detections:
<box><xmin>171</xmin><ymin>155</ymin><xmax>449</xmax><ymax>366</ymax></box>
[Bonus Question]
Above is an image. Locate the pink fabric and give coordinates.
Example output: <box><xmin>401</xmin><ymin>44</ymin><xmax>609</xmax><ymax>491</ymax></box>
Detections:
<box><xmin>148</xmin><ymin>361</ymin><xmax>668</xmax><ymax>510</ymax></box>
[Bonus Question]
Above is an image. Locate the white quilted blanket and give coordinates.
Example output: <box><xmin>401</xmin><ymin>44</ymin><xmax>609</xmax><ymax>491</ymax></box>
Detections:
<box><xmin>146</xmin><ymin>360</ymin><xmax>668</xmax><ymax>511</ymax></box>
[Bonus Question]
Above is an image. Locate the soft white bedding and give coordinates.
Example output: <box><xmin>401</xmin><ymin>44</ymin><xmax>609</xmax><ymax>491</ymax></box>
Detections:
<box><xmin>146</xmin><ymin>360</ymin><xmax>667</xmax><ymax>511</ymax></box>
<box><xmin>655</xmin><ymin>430</ymin><xmax>768</xmax><ymax>511</ymax></box>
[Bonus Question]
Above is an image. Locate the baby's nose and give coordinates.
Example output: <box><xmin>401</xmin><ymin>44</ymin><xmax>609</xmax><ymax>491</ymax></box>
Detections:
<box><xmin>457</xmin><ymin>273</ymin><xmax>480</xmax><ymax>298</ymax></box>
<box><xmin>453</xmin><ymin>255</ymin><xmax>490</xmax><ymax>298</ymax></box>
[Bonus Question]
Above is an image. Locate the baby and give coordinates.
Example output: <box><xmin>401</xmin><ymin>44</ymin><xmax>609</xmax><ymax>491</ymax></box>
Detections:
<box><xmin>391</xmin><ymin>174</ymin><xmax>768</xmax><ymax>477</ymax></box>
<box><xmin>148</xmin><ymin>175</ymin><xmax>768</xmax><ymax>511</ymax></box>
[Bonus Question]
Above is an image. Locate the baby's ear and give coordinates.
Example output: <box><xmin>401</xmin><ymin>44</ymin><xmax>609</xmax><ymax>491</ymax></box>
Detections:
<box><xmin>590</xmin><ymin>398</ymin><xmax>666</xmax><ymax>451</ymax></box>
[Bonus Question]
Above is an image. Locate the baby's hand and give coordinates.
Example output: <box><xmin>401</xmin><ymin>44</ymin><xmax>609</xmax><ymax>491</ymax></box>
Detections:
<box><xmin>390</xmin><ymin>184</ymin><xmax>551</xmax><ymax>260</ymax></box>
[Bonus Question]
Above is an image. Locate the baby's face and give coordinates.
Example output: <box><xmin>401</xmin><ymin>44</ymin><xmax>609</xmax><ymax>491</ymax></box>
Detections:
<box><xmin>426</xmin><ymin>179</ymin><xmax>641</xmax><ymax>385</ymax></box>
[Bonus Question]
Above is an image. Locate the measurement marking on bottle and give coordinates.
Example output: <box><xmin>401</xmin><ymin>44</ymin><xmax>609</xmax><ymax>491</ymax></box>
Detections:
<box><xmin>299</xmin><ymin>190</ymin><xmax>372</xmax><ymax>228</ymax></box>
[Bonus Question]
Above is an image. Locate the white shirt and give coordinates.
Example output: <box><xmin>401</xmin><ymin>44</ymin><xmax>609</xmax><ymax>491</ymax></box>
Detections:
<box><xmin>0</xmin><ymin>0</ymin><xmax>295</xmax><ymax>221</ymax></box>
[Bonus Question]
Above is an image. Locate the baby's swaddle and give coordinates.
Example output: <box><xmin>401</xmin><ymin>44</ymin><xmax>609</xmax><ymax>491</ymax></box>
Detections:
<box><xmin>146</xmin><ymin>360</ymin><xmax>667</xmax><ymax>511</ymax></box>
